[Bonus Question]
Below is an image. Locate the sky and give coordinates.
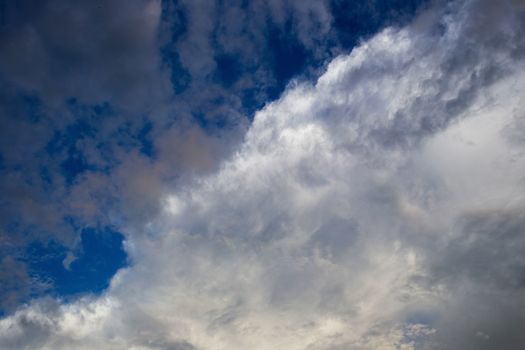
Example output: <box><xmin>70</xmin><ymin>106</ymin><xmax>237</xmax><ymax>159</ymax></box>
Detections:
<box><xmin>1</xmin><ymin>0</ymin><xmax>525</xmax><ymax>349</ymax></box>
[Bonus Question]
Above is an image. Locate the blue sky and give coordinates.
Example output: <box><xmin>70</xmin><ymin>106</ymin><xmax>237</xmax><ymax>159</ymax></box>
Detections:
<box><xmin>1</xmin><ymin>0</ymin><xmax>525</xmax><ymax>349</ymax></box>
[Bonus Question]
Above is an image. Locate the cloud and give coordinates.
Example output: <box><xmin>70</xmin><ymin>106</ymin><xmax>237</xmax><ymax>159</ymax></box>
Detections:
<box><xmin>0</xmin><ymin>0</ymin><xmax>238</xmax><ymax>299</ymax></box>
<box><xmin>0</xmin><ymin>0</ymin><xmax>431</xmax><ymax>308</ymax></box>
<box><xmin>0</xmin><ymin>256</ymin><xmax>35</xmax><ymax>314</ymax></box>
<box><xmin>2</xmin><ymin>0</ymin><xmax>525</xmax><ymax>349</ymax></box>
<box><xmin>0</xmin><ymin>0</ymin><xmax>169</xmax><ymax>109</ymax></box>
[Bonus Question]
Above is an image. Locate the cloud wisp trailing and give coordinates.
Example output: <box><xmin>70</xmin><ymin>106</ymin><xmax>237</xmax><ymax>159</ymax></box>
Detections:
<box><xmin>1</xmin><ymin>0</ymin><xmax>525</xmax><ymax>349</ymax></box>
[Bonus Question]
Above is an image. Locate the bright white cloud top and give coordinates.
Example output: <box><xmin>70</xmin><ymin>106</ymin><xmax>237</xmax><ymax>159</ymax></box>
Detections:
<box><xmin>2</xmin><ymin>0</ymin><xmax>525</xmax><ymax>349</ymax></box>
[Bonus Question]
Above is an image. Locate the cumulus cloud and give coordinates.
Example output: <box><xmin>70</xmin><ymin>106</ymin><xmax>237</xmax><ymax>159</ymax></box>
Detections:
<box><xmin>2</xmin><ymin>0</ymin><xmax>525</xmax><ymax>349</ymax></box>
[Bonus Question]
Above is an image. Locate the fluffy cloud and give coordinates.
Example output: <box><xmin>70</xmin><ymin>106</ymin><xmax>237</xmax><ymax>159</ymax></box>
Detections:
<box><xmin>2</xmin><ymin>0</ymin><xmax>525</xmax><ymax>349</ymax></box>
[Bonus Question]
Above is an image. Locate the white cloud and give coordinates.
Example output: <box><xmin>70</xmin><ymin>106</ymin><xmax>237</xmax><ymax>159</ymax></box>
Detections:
<box><xmin>2</xmin><ymin>0</ymin><xmax>525</xmax><ymax>349</ymax></box>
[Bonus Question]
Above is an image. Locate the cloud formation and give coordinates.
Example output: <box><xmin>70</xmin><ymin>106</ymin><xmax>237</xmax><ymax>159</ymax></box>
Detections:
<box><xmin>2</xmin><ymin>0</ymin><xmax>525</xmax><ymax>349</ymax></box>
<box><xmin>0</xmin><ymin>0</ymin><xmax>168</xmax><ymax>107</ymax></box>
<box><xmin>0</xmin><ymin>0</ymin><xmax>429</xmax><ymax>307</ymax></box>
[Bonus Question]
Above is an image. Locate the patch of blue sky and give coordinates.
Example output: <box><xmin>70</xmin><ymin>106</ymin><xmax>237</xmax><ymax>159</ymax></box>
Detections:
<box><xmin>160</xmin><ymin>1</ymin><xmax>191</xmax><ymax>94</ymax></box>
<box><xmin>23</xmin><ymin>227</ymin><xmax>127</xmax><ymax>299</ymax></box>
<box><xmin>59</xmin><ymin>150</ymin><xmax>95</xmax><ymax>185</ymax></box>
<box><xmin>44</xmin><ymin>100</ymin><xmax>116</xmax><ymax>184</ymax></box>
<box><xmin>193</xmin><ymin>111</ymin><xmax>230</xmax><ymax>132</ymax></box>
<box><xmin>46</xmin><ymin>125</ymin><xmax>96</xmax><ymax>185</ymax></box>
<box><xmin>330</xmin><ymin>0</ymin><xmax>429</xmax><ymax>48</ymax></box>
<box><xmin>163</xmin><ymin>50</ymin><xmax>192</xmax><ymax>94</ymax></box>
<box><xmin>213</xmin><ymin>54</ymin><xmax>242</xmax><ymax>88</ymax></box>
<box><xmin>264</xmin><ymin>19</ymin><xmax>308</xmax><ymax>96</ymax></box>
<box><xmin>137</xmin><ymin>120</ymin><xmax>156</xmax><ymax>158</ymax></box>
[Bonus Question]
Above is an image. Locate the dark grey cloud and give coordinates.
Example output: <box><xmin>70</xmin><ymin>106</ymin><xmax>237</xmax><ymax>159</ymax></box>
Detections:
<box><xmin>417</xmin><ymin>210</ymin><xmax>525</xmax><ymax>349</ymax></box>
<box><xmin>431</xmin><ymin>211</ymin><xmax>525</xmax><ymax>289</ymax></box>
<box><xmin>0</xmin><ymin>0</ymin><xmax>170</xmax><ymax>108</ymax></box>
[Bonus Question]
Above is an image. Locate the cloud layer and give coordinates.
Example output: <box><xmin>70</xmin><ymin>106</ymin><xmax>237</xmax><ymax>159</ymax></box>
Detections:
<box><xmin>2</xmin><ymin>0</ymin><xmax>525</xmax><ymax>349</ymax></box>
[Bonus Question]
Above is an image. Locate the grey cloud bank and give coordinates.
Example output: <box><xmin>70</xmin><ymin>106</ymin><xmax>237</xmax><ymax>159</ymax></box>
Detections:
<box><xmin>2</xmin><ymin>0</ymin><xmax>525</xmax><ymax>349</ymax></box>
